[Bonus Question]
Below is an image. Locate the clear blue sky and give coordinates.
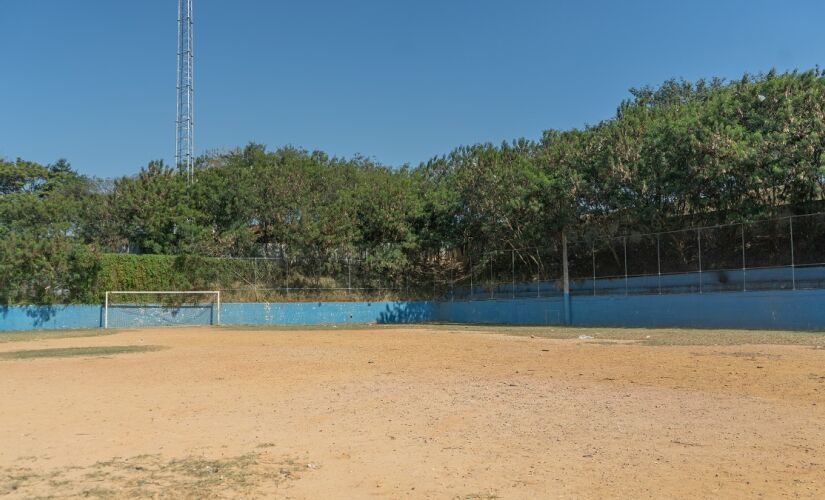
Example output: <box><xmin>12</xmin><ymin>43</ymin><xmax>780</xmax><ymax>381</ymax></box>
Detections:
<box><xmin>2</xmin><ymin>0</ymin><xmax>823</xmax><ymax>178</ymax></box>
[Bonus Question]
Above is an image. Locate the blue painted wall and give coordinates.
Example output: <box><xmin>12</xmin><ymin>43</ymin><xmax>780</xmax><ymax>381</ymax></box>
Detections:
<box><xmin>436</xmin><ymin>298</ymin><xmax>565</xmax><ymax>326</ymax></box>
<box><xmin>0</xmin><ymin>305</ymin><xmax>102</xmax><ymax>332</ymax></box>
<box><xmin>107</xmin><ymin>304</ymin><xmax>215</xmax><ymax>329</ymax></box>
<box><xmin>437</xmin><ymin>289</ymin><xmax>825</xmax><ymax>331</ymax></box>
<box><xmin>0</xmin><ymin>301</ymin><xmax>436</xmax><ymax>332</ymax></box>
<box><xmin>3</xmin><ymin>291</ymin><xmax>825</xmax><ymax>332</ymax></box>
<box><xmin>220</xmin><ymin>301</ymin><xmax>436</xmax><ymax>326</ymax></box>
<box><xmin>568</xmin><ymin>290</ymin><xmax>825</xmax><ymax>330</ymax></box>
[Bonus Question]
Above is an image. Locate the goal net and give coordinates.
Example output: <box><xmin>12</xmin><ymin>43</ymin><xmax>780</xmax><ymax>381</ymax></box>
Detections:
<box><xmin>104</xmin><ymin>291</ymin><xmax>221</xmax><ymax>329</ymax></box>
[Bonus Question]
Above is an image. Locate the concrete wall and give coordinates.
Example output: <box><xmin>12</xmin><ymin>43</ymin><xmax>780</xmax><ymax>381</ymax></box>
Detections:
<box><xmin>2</xmin><ymin>290</ymin><xmax>825</xmax><ymax>332</ymax></box>
<box><xmin>107</xmin><ymin>304</ymin><xmax>215</xmax><ymax>329</ymax></box>
<box><xmin>437</xmin><ymin>289</ymin><xmax>825</xmax><ymax>331</ymax></box>
<box><xmin>568</xmin><ymin>290</ymin><xmax>825</xmax><ymax>330</ymax></box>
<box><xmin>0</xmin><ymin>305</ymin><xmax>103</xmax><ymax>332</ymax></box>
<box><xmin>0</xmin><ymin>301</ymin><xmax>436</xmax><ymax>332</ymax></box>
<box><xmin>220</xmin><ymin>301</ymin><xmax>436</xmax><ymax>326</ymax></box>
<box><xmin>436</xmin><ymin>298</ymin><xmax>565</xmax><ymax>326</ymax></box>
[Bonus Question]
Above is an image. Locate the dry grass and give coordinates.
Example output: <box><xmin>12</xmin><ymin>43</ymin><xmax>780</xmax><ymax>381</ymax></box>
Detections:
<box><xmin>0</xmin><ymin>345</ymin><xmax>165</xmax><ymax>360</ymax></box>
<box><xmin>0</xmin><ymin>450</ymin><xmax>309</xmax><ymax>499</ymax></box>
<box><xmin>0</xmin><ymin>329</ymin><xmax>111</xmax><ymax>344</ymax></box>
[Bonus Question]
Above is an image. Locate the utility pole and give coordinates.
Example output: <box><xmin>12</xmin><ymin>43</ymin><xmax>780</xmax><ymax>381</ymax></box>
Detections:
<box><xmin>176</xmin><ymin>0</ymin><xmax>194</xmax><ymax>183</ymax></box>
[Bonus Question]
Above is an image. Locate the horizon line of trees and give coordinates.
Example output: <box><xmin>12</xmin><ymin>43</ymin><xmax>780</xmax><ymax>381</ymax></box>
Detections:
<box><xmin>3</xmin><ymin>68</ymin><xmax>825</xmax><ymax>304</ymax></box>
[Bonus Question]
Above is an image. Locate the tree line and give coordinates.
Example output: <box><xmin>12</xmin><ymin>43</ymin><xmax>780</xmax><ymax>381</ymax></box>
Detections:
<box><xmin>2</xmin><ymin>69</ymin><xmax>825</xmax><ymax>304</ymax></box>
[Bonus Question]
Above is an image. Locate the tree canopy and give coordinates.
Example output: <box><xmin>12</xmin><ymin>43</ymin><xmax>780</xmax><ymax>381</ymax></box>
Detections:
<box><xmin>3</xmin><ymin>69</ymin><xmax>825</xmax><ymax>303</ymax></box>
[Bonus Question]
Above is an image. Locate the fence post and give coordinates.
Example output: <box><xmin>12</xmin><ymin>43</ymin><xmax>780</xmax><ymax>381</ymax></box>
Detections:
<box><xmin>469</xmin><ymin>253</ymin><xmax>474</xmax><ymax>300</ymax></box>
<box><xmin>697</xmin><ymin>229</ymin><xmax>703</xmax><ymax>294</ymax></box>
<box><xmin>623</xmin><ymin>236</ymin><xmax>628</xmax><ymax>296</ymax></box>
<box><xmin>348</xmin><ymin>255</ymin><xmax>352</xmax><ymax>298</ymax></box>
<box><xmin>253</xmin><ymin>258</ymin><xmax>259</xmax><ymax>302</ymax></box>
<box><xmin>592</xmin><ymin>241</ymin><xmax>596</xmax><ymax>296</ymax></box>
<box><xmin>285</xmin><ymin>256</ymin><xmax>289</xmax><ymax>299</ymax></box>
<box><xmin>562</xmin><ymin>231</ymin><xmax>571</xmax><ymax>325</ymax></box>
<box><xmin>490</xmin><ymin>253</ymin><xmax>494</xmax><ymax>300</ymax></box>
<box><xmin>741</xmin><ymin>223</ymin><xmax>747</xmax><ymax>292</ymax></box>
<box><xmin>512</xmin><ymin>250</ymin><xmax>516</xmax><ymax>299</ymax></box>
<box><xmin>656</xmin><ymin>233</ymin><xmax>662</xmax><ymax>295</ymax></box>
<box><xmin>790</xmin><ymin>216</ymin><xmax>796</xmax><ymax>290</ymax></box>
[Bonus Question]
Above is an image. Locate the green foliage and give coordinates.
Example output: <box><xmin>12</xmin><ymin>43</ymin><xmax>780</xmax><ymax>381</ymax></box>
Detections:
<box><xmin>4</xmin><ymin>69</ymin><xmax>825</xmax><ymax>304</ymax></box>
<box><xmin>95</xmin><ymin>254</ymin><xmax>193</xmax><ymax>295</ymax></box>
<box><xmin>0</xmin><ymin>158</ymin><xmax>101</xmax><ymax>304</ymax></box>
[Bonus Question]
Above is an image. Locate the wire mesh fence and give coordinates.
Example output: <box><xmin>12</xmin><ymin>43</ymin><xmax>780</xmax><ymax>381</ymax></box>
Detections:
<box><xmin>214</xmin><ymin>255</ymin><xmax>411</xmax><ymax>303</ymax></box>
<box><xmin>10</xmin><ymin>212</ymin><xmax>823</xmax><ymax>304</ymax></box>
<box><xmin>199</xmin><ymin>213</ymin><xmax>825</xmax><ymax>302</ymax></box>
<box><xmin>540</xmin><ymin>213</ymin><xmax>825</xmax><ymax>298</ymax></box>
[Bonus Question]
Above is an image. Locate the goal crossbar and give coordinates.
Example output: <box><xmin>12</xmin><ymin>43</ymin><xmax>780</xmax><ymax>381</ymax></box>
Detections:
<box><xmin>104</xmin><ymin>291</ymin><xmax>221</xmax><ymax>329</ymax></box>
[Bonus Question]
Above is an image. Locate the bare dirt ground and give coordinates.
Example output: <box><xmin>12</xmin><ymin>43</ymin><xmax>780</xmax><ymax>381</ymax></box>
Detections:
<box><xmin>1</xmin><ymin>324</ymin><xmax>824</xmax><ymax>499</ymax></box>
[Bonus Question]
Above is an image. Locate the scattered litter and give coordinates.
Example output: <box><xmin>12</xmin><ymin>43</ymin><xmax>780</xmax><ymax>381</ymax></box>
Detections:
<box><xmin>646</xmin><ymin>335</ymin><xmax>651</xmax><ymax>339</ymax></box>
<box><xmin>578</xmin><ymin>335</ymin><xmax>594</xmax><ymax>340</ymax></box>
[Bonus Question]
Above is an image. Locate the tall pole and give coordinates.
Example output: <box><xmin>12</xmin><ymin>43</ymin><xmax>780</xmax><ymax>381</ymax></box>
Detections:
<box><xmin>176</xmin><ymin>0</ymin><xmax>194</xmax><ymax>183</ymax></box>
<box><xmin>562</xmin><ymin>231</ymin><xmax>571</xmax><ymax>325</ymax></box>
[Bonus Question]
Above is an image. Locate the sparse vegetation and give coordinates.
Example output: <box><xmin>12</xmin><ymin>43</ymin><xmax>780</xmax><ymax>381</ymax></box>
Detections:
<box><xmin>0</xmin><ymin>329</ymin><xmax>110</xmax><ymax>344</ymax></box>
<box><xmin>0</xmin><ymin>450</ymin><xmax>309</xmax><ymax>499</ymax></box>
<box><xmin>0</xmin><ymin>345</ymin><xmax>165</xmax><ymax>360</ymax></box>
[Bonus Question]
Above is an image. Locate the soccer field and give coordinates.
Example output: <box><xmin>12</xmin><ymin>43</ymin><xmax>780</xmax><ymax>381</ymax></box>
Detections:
<box><xmin>1</xmin><ymin>325</ymin><xmax>824</xmax><ymax>498</ymax></box>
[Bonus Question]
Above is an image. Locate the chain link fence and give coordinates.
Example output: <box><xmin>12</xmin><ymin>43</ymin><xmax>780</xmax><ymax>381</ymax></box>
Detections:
<box><xmin>446</xmin><ymin>213</ymin><xmax>825</xmax><ymax>301</ymax></box>
<box><xmin>204</xmin><ymin>213</ymin><xmax>825</xmax><ymax>302</ymax></box>
<box><xmin>7</xmin><ymin>213</ymin><xmax>823</xmax><ymax>305</ymax></box>
<box><xmin>215</xmin><ymin>255</ymin><xmax>389</xmax><ymax>303</ymax></box>
<box><xmin>8</xmin><ymin>212</ymin><xmax>807</xmax><ymax>304</ymax></box>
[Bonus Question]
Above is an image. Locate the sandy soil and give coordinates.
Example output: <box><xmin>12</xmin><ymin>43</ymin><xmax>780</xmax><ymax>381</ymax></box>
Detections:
<box><xmin>0</xmin><ymin>325</ymin><xmax>823</xmax><ymax>499</ymax></box>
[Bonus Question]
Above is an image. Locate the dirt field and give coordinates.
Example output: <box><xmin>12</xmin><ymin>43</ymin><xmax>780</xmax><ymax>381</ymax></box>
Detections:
<box><xmin>1</xmin><ymin>324</ymin><xmax>824</xmax><ymax>499</ymax></box>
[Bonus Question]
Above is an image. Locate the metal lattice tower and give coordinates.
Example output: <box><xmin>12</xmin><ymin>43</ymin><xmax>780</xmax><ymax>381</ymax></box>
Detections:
<box><xmin>176</xmin><ymin>0</ymin><xmax>194</xmax><ymax>182</ymax></box>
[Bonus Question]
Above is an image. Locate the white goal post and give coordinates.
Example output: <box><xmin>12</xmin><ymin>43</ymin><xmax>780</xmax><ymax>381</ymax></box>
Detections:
<box><xmin>104</xmin><ymin>291</ymin><xmax>221</xmax><ymax>329</ymax></box>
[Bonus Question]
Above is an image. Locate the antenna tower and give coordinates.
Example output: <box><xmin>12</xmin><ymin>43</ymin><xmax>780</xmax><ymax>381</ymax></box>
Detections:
<box><xmin>176</xmin><ymin>0</ymin><xmax>194</xmax><ymax>182</ymax></box>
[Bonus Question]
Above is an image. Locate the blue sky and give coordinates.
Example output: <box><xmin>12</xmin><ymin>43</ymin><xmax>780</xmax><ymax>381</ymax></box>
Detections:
<box><xmin>2</xmin><ymin>0</ymin><xmax>824</xmax><ymax>177</ymax></box>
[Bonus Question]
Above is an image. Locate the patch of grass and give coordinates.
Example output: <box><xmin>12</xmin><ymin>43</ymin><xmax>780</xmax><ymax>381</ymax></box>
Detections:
<box><xmin>0</xmin><ymin>329</ymin><xmax>113</xmax><ymax>344</ymax></box>
<box><xmin>0</xmin><ymin>449</ymin><xmax>310</xmax><ymax>499</ymax></box>
<box><xmin>0</xmin><ymin>345</ymin><xmax>165</xmax><ymax>360</ymax></box>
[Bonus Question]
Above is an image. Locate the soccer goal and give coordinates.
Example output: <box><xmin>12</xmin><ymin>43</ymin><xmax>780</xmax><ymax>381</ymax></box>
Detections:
<box><xmin>104</xmin><ymin>291</ymin><xmax>221</xmax><ymax>329</ymax></box>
